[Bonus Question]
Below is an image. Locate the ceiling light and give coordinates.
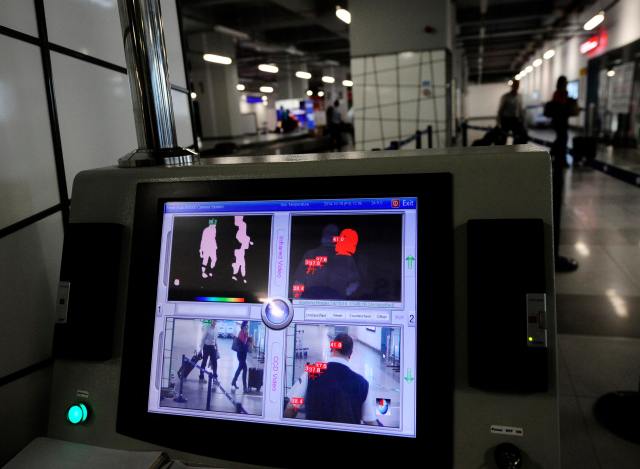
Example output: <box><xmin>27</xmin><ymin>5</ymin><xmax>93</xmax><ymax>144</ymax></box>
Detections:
<box><xmin>607</xmin><ymin>69</ymin><xmax>615</xmax><ymax>77</ymax></box>
<box><xmin>203</xmin><ymin>53</ymin><xmax>232</xmax><ymax>65</ymax></box>
<box><xmin>236</xmin><ymin>84</ymin><xmax>245</xmax><ymax>91</ymax></box>
<box><xmin>306</xmin><ymin>90</ymin><xmax>313</xmax><ymax>96</ymax></box>
<box><xmin>508</xmin><ymin>80</ymin><xmax>513</xmax><ymax>86</ymax></box>
<box><xmin>335</xmin><ymin>6</ymin><xmax>351</xmax><ymax>25</ymax></box>
<box><xmin>543</xmin><ymin>49</ymin><xmax>555</xmax><ymax>60</ymax></box>
<box><xmin>258</xmin><ymin>64</ymin><xmax>279</xmax><ymax>73</ymax></box>
<box><xmin>213</xmin><ymin>25</ymin><xmax>251</xmax><ymax>41</ymax></box>
<box><xmin>584</xmin><ymin>11</ymin><xmax>605</xmax><ymax>31</ymax></box>
<box><xmin>317</xmin><ymin>90</ymin><xmax>325</xmax><ymax>97</ymax></box>
<box><xmin>295</xmin><ymin>71</ymin><xmax>312</xmax><ymax>79</ymax></box>
<box><xmin>259</xmin><ymin>86</ymin><xmax>274</xmax><ymax>93</ymax></box>
<box><xmin>533</xmin><ymin>58</ymin><xmax>543</xmax><ymax>67</ymax></box>
<box><xmin>342</xmin><ymin>79</ymin><xmax>353</xmax><ymax>87</ymax></box>
<box><xmin>321</xmin><ymin>76</ymin><xmax>335</xmax><ymax>84</ymax></box>
<box><xmin>190</xmin><ymin>92</ymin><xmax>197</xmax><ymax>100</ymax></box>
<box><xmin>525</xmin><ymin>65</ymin><xmax>533</xmax><ymax>73</ymax></box>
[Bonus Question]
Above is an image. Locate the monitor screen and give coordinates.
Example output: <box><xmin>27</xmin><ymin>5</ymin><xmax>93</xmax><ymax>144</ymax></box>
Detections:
<box><xmin>567</xmin><ymin>80</ymin><xmax>579</xmax><ymax>100</ymax></box>
<box><xmin>148</xmin><ymin>197</ymin><xmax>418</xmax><ymax>438</ymax></box>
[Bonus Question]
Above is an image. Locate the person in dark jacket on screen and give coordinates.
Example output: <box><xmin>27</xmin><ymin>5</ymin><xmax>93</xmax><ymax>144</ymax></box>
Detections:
<box><xmin>284</xmin><ymin>333</ymin><xmax>377</xmax><ymax>425</ymax></box>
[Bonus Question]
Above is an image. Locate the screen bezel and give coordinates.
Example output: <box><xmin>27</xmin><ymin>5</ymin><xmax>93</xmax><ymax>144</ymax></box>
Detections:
<box><xmin>117</xmin><ymin>173</ymin><xmax>453</xmax><ymax>467</ymax></box>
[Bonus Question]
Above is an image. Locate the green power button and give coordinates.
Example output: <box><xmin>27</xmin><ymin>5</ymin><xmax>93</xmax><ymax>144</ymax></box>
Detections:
<box><xmin>66</xmin><ymin>403</ymin><xmax>88</xmax><ymax>424</ymax></box>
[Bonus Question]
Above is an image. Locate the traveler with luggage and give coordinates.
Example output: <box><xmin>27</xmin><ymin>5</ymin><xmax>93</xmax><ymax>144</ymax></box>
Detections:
<box><xmin>497</xmin><ymin>80</ymin><xmax>528</xmax><ymax>144</ymax></box>
<box><xmin>544</xmin><ymin>76</ymin><xmax>580</xmax><ymax>272</ymax></box>
<box><xmin>231</xmin><ymin>321</ymin><xmax>251</xmax><ymax>392</ymax></box>
<box><xmin>199</xmin><ymin>320</ymin><xmax>218</xmax><ymax>381</ymax></box>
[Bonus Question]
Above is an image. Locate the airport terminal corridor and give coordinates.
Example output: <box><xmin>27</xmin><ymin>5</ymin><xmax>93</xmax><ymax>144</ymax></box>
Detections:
<box><xmin>557</xmin><ymin>167</ymin><xmax>640</xmax><ymax>469</ymax></box>
<box><xmin>2</xmin><ymin>0</ymin><xmax>640</xmax><ymax>467</ymax></box>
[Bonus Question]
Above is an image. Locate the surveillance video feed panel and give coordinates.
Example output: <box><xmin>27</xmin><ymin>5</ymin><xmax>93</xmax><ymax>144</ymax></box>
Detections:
<box><xmin>148</xmin><ymin>197</ymin><xmax>418</xmax><ymax>438</ymax></box>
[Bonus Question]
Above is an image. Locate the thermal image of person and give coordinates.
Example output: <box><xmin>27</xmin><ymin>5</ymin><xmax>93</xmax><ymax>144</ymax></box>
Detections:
<box><xmin>232</xmin><ymin>216</ymin><xmax>253</xmax><ymax>283</ymax></box>
<box><xmin>292</xmin><ymin>224</ymin><xmax>361</xmax><ymax>299</ymax></box>
<box><xmin>199</xmin><ymin>320</ymin><xmax>218</xmax><ymax>381</ymax></box>
<box><xmin>199</xmin><ymin>219</ymin><xmax>218</xmax><ymax>278</ymax></box>
<box><xmin>335</xmin><ymin>228</ymin><xmax>358</xmax><ymax>256</ymax></box>
<box><xmin>284</xmin><ymin>333</ymin><xmax>377</xmax><ymax>425</ymax></box>
<box><xmin>231</xmin><ymin>321</ymin><xmax>251</xmax><ymax>392</ymax></box>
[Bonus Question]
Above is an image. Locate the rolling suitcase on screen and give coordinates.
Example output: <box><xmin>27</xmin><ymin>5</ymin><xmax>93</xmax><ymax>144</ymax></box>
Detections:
<box><xmin>177</xmin><ymin>351</ymin><xmax>202</xmax><ymax>380</ymax></box>
<box><xmin>248</xmin><ymin>367</ymin><xmax>263</xmax><ymax>392</ymax></box>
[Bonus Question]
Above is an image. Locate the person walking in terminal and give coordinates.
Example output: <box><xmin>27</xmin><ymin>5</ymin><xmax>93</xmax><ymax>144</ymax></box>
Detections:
<box><xmin>231</xmin><ymin>321</ymin><xmax>251</xmax><ymax>392</ymax></box>
<box><xmin>199</xmin><ymin>320</ymin><xmax>218</xmax><ymax>381</ymax></box>
<box><xmin>497</xmin><ymin>80</ymin><xmax>528</xmax><ymax>144</ymax></box>
<box><xmin>326</xmin><ymin>100</ymin><xmax>344</xmax><ymax>151</ymax></box>
<box><xmin>545</xmin><ymin>76</ymin><xmax>580</xmax><ymax>273</ymax></box>
<box><xmin>284</xmin><ymin>333</ymin><xmax>377</xmax><ymax>425</ymax></box>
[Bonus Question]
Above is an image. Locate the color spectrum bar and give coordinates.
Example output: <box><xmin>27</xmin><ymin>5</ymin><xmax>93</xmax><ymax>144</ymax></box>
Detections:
<box><xmin>195</xmin><ymin>296</ymin><xmax>246</xmax><ymax>303</ymax></box>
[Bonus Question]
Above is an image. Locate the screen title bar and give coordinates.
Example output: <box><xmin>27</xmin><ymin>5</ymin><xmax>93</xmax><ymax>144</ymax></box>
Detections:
<box><xmin>164</xmin><ymin>197</ymin><xmax>417</xmax><ymax>214</ymax></box>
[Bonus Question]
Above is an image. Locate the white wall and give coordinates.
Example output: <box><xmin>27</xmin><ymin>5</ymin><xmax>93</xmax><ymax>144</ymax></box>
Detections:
<box><xmin>349</xmin><ymin>0</ymin><xmax>453</xmax><ymax>56</ymax></box>
<box><xmin>0</xmin><ymin>1</ymin><xmax>191</xmax><ymax>464</ymax></box>
<box><xmin>463</xmin><ymin>83</ymin><xmax>508</xmax><ymax>142</ymax></box>
<box><xmin>464</xmin><ymin>83</ymin><xmax>507</xmax><ymax>120</ymax></box>
<box><xmin>352</xmin><ymin>49</ymin><xmax>450</xmax><ymax>150</ymax></box>
<box><xmin>353</xmin><ymin>326</ymin><xmax>382</xmax><ymax>352</ymax></box>
<box><xmin>602</xmin><ymin>0</ymin><xmax>640</xmax><ymax>52</ymax></box>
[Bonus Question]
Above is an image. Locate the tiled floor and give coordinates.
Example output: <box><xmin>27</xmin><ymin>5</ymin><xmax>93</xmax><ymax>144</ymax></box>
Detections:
<box><xmin>595</xmin><ymin>146</ymin><xmax>640</xmax><ymax>175</ymax></box>
<box><xmin>556</xmin><ymin>166</ymin><xmax>640</xmax><ymax>468</ymax></box>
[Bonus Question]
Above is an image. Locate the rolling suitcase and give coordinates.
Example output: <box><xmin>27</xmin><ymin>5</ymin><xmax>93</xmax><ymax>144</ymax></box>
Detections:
<box><xmin>248</xmin><ymin>367</ymin><xmax>263</xmax><ymax>392</ymax></box>
<box><xmin>572</xmin><ymin>136</ymin><xmax>597</xmax><ymax>162</ymax></box>
<box><xmin>177</xmin><ymin>352</ymin><xmax>202</xmax><ymax>380</ymax></box>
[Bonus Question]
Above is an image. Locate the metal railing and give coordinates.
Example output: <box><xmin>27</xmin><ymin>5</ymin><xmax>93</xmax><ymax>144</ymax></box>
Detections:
<box><xmin>460</xmin><ymin>117</ymin><xmax>554</xmax><ymax>149</ymax></box>
<box><xmin>384</xmin><ymin>125</ymin><xmax>433</xmax><ymax>150</ymax></box>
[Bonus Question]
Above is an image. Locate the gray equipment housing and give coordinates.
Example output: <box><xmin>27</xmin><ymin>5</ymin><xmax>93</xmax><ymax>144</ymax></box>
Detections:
<box><xmin>46</xmin><ymin>145</ymin><xmax>560</xmax><ymax>468</ymax></box>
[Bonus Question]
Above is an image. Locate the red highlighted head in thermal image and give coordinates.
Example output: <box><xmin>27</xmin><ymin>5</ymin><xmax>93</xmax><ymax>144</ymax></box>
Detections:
<box><xmin>334</xmin><ymin>228</ymin><xmax>359</xmax><ymax>256</ymax></box>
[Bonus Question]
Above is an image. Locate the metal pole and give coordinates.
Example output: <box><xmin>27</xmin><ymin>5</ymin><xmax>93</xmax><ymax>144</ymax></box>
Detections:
<box><xmin>117</xmin><ymin>0</ymin><xmax>196</xmax><ymax>167</ymax></box>
<box><xmin>462</xmin><ymin>122</ymin><xmax>468</xmax><ymax>147</ymax></box>
<box><xmin>206</xmin><ymin>373</ymin><xmax>212</xmax><ymax>411</ymax></box>
<box><xmin>173</xmin><ymin>355</ymin><xmax>188</xmax><ymax>403</ymax></box>
<box><xmin>415</xmin><ymin>130</ymin><xmax>422</xmax><ymax>149</ymax></box>
<box><xmin>427</xmin><ymin>125</ymin><xmax>433</xmax><ymax>149</ymax></box>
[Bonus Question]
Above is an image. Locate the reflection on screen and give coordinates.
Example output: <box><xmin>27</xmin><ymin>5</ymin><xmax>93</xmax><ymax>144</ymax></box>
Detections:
<box><xmin>148</xmin><ymin>197</ymin><xmax>418</xmax><ymax>438</ymax></box>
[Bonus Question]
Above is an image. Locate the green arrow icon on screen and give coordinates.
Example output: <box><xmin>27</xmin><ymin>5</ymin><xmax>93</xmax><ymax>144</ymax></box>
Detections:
<box><xmin>405</xmin><ymin>255</ymin><xmax>415</xmax><ymax>269</ymax></box>
<box><xmin>404</xmin><ymin>369</ymin><xmax>415</xmax><ymax>383</ymax></box>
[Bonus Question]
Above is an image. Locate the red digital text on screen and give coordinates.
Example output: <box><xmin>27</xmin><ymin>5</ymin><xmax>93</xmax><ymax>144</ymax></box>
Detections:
<box><xmin>329</xmin><ymin>340</ymin><xmax>343</xmax><ymax>350</ymax></box>
<box><xmin>305</xmin><ymin>362</ymin><xmax>328</xmax><ymax>379</ymax></box>
<box><xmin>290</xmin><ymin>397</ymin><xmax>305</xmax><ymax>406</ymax></box>
<box><xmin>292</xmin><ymin>283</ymin><xmax>305</xmax><ymax>298</ymax></box>
<box><xmin>304</xmin><ymin>255</ymin><xmax>328</xmax><ymax>274</ymax></box>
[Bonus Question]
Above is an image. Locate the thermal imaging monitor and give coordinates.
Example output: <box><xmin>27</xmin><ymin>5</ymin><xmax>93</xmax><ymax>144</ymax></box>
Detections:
<box><xmin>46</xmin><ymin>148</ymin><xmax>560</xmax><ymax>469</ymax></box>
<box><xmin>148</xmin><ymin>196</ymin><xmax>419</xmax><ymax>437</ymax></box>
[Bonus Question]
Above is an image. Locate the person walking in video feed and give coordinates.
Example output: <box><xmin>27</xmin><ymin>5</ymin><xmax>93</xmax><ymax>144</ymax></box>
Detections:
<box><xmin>284</xmin><ymin>333</ymin><xmax>377</xmax><ymax>425</ymax></box>
<box><xmin>231</xmin><ymin>321</ymin><xmax>251</xmax><ymax>392</ymax></box>
<box><xmin>292</xmin><ymin>224</ymin><xmax>361</xmax><ymax>300</ymax></box>
<box><xmin>199</xmin><ymin>320</ymin><xmax>218</xmax><ymax>381</ymax></box>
